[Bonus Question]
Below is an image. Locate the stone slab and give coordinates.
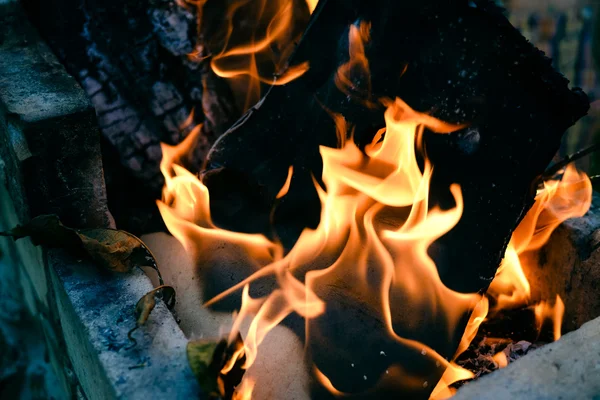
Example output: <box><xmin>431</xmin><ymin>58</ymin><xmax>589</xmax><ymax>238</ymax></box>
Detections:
<box><xmin>48</xmin><ymin>248</ymin><xmax>202</xmax><ymax>400</ymax></box>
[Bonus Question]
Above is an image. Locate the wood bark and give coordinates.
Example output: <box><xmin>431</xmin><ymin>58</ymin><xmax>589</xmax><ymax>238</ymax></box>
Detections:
<box><xmin>202</xmin><ymin>0</ymin><xmax>590</xmax><ymax>398</ymax></box>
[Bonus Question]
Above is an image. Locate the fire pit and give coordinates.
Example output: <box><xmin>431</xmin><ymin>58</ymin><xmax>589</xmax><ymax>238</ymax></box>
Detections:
<box><xmin>1</xmin><ymin>0</ymin><xmax>600</xmax><ymax>399</ymax></box>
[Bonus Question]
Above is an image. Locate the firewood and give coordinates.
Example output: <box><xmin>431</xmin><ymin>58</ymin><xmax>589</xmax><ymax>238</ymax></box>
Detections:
<box><xmin>203</xmin><ymin>0</ymin><xmax>590</xmax><ymax>398</ymax></box>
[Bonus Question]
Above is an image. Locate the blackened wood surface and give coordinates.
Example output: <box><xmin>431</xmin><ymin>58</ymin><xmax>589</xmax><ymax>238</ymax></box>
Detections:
<box><xmin>203</xmin><ymin>0</ymin><xmax>590</xmax><ymax>398</ymax></box>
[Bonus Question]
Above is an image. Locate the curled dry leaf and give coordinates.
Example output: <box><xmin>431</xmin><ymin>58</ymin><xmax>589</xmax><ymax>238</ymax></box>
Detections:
<box><xmin>77</xmin><ymin>228</ymin><xmax>154</xmax><ymax>274</ymax></box>
<box><xmin>134</xmin><ymin>285</ymin><xmax>177</xmax><ymax>325</ymax></box>
<box><xmin>187</xmin><ymin>333</ymin><xmax>246</xmax><ymax>400</ymax></box>
<box><xmin>0</xmin><ymin>215</ymin><xmax>162</xmax><ymax>279</ymax></box>
<box><xmin>127</xmin><ymin>285</ymin><xmax>177</xmax><ymax>349</ymax></box>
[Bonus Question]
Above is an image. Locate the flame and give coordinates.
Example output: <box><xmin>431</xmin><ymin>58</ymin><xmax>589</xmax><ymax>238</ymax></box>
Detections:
<box><xmin>160</xmin><ymin>94</ymin><xmax>485</xmax><ymax>397</ymax></box>
<box><xmin>335</xmin><ymin>22</ymin><xmax>375</xmax><ymax>107</ymax></box>
<box><xmin>534</xmin><ymin>295</ymin><xmax>565</xmax><ymax>342</ymax></box>
<box><xmin>159</xmin><ymin>11</ymin><xmax>592</xmax><ymax>398</ymax></box>
<box><xmin>492</xmin><ymin>351</ymin><xmax>508</xmax><ymax>369</ymax></box>
<box><xmin>487</xmin><ymin>165</ymin><xmax>591</xmax><ymax>321</ymax></box>
<box><xmin>305</xmin><ymin>0</ymin><xmax>318</xmax><ymax>14</ymax></box>
<box><xmin>159</xmin><ymin>111</ymin><xmax>591</xmax><ymax>400</ymax></box>
<box><xmin>186</xmin><ymin>0</ymin><xmax>310</xmax><ymax>111</ymax></box>
<box><xmin>429</xmin><ymin>362</ymin><xmax>475</xmax><ymax>400</ymax></box>
<box><xmin>430</xmin><ymin>297</ymin><xmax>488</xmax><ymax>399</ymax></box>
<box><xmin>276</xmin><ymin>166</ymin><xmax>294</xmax><ymax>199</ymax></box>
<box><xmin>430</xmin><ymin>165</ymin><xmax>591</xmax><ymax>397</ymax></box>
<box><xmin>233</xmin><ymin>377</ymin><xmax>255</xmax><ymax>400</ymax></box>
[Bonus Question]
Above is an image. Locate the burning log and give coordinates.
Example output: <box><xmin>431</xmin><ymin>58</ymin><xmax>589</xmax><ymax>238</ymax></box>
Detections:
<box><xmin>199</xmin><ymin>0</ymin><xmax>590</xmax><ymax>398</ymax></box>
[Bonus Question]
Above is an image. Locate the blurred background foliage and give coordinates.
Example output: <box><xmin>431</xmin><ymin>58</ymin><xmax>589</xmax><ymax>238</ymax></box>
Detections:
<box><xmin>503</xmin><ymin>0</ymin><xmax>600</xmax><ymax>175</ymax></box>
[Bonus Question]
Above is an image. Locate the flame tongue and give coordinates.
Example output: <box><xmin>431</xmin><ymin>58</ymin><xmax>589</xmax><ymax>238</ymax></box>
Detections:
<box><xmin>431</xmin><ymin>164</ymin><xmax>592</xmax><ymax>399</ymax></box>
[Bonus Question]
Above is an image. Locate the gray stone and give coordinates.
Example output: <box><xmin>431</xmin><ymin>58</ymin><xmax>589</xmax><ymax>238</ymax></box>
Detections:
<box><xmin>48</xmin><ymin>249</ymin><xmax>202</xmax><ymax>400</ymax></box>
<box><xmin>0</xmin><ymin>2</ymin><xmax>111</xmax><ymax>229</ymax></box>
<box><xmin>454</xmin><ymin>315</ymin><xmax>600</xmax><ymax>400</ymax></box>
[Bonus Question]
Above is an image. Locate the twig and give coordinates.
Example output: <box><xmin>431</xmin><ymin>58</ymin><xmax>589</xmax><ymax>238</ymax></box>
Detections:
<box><xmin>126</xmin><ymin>326</ymin><xmax>139</xmax><ymax>350</ymax></box>
<box><xmin>542</xmin><ymin>143</ymin><xmax>600</xmax><ymax>179</ymax></box>
<box><xmin>128</xmin><ymin>362</ymin><xmax>147</xmax><ymax>370</ymax></box>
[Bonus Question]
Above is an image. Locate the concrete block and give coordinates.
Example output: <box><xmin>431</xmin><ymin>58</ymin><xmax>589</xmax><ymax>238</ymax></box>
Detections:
<box><xmin>48</xmin><ymin>249</ymin><xmax>201</xmax><ymax>400</ymax></box>
<box><xmin>0</xmin><ymin>2</ymin><xmax>111</xmax><ymax>229</ymax></box>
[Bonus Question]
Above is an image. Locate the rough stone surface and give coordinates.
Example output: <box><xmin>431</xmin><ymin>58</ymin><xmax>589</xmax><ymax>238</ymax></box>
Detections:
<box><xmin>49</xmin><ymin>249</ymin><xmax>202</xmax><ymax>400</ymax></box>
<box><xmin>453</xmin><ymin>315</ymin><xmax>600</xmax><ymax>400</ymax></box>
<box><xmin>0</xmin><ymin>2</ymin><xmax>112</xmax><ymax>229</ymax></box>
<box><xmin>0</xmin><ymin>181</ymin><xmax>70</xmax><ymax>399</ymax></box>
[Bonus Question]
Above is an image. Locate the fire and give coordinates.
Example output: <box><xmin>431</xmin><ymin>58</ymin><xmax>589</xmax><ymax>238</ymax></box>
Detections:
<box><xmin>160</xmin><ymin>94</ymin><xmax>486</xmax><ymax>397</ymax></box>
<box><xmin>185</xmin><ymin>0</ymin><xmax>311</xmax><ymax>111</ymax></box>
<box><xmin>431</xmin><ymin>164</ymin><xmax>592</xmax><ymax>398</ymax></box>
<box><xmin>335</xmin><ymin>22</ymin><xmax>373</xmax><ymax>106</ymax></box>
<box><xmin>305</xmin><ymin>0</ymin><xmax>318</xmax><ymax>14</ymax></box>
<box><xmin>534</xmin><ymin>295</ymin><xmax>565</xmax><ymax>342</ymax></box>
<box><xmin>158</xmin><ymin>6</ymin><xmax>593</xmax><ymax>399</ymax></box>
<box><xmin>487</xmin><ymin>164</ymin><xmax>591</xmax><ymax>325</ymax></box>
<box><xmin>488</xmin><ymin>165</ymin><xmax>592</xmax><ymax>314</ymax></box>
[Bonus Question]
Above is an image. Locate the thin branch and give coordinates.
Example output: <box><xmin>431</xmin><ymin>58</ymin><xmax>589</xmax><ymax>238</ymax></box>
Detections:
<box><xmin>543</xmin><ymin>143</ymin><xmax>600</xmax><ymax>179</ymax></box>
<box><xmin>125</xmin><ymin>326</ymin><xmax>139</xmax><ymax>350</ymax></box>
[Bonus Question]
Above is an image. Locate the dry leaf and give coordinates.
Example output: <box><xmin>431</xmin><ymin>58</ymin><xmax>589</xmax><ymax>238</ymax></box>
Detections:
<box><xmin>77</xmin><ymin>229</ymin><xmax>150</xmax><ymax>273</ymax></box>
<box><xmin>127</xmin><ymin>285</ymin><xmax>177</xmax><ymax>349</ymax></box>
<box><xmin>0</xmin><ymin>214</ymin><xmax>80</xmax><ymax>248</ymax></box>
<box><xmin>3</xmin><ymin>215</ymin><xmax>178</xmax><ymax>353</ymax></box>
<box><xmin>1</xmin><ymin>215</ymin><xmax>162</xmax><ymax>280</ymax></box>
<box><xmin>134</xmin><ymin>285</ymin><xmax>177</xmax><ymax>325</ymax></box>
<box><xmin>187</xmin><ymin>334</ymin><xmax>246</xmax><ymax>399</ymax></box>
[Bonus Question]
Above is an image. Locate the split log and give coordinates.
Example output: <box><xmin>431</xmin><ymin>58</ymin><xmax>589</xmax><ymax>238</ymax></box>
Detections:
<box><xmin>203</xmin><ymin>0</ymin><xmax>590</xmax><ymax>398</ymax></box>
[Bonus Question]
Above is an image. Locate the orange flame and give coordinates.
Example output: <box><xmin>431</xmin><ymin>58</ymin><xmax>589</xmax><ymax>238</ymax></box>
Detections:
<box><xmin>487</xmin><ymin>165</ymin><xmax>591</xmax><ymax>325</ymax></box>
<box><xmin>159</xmin><ymin>119</ymin><xmax>591</xmax><ymax>399</ymax></box>
<box><xmin>305</xmin><ymin>0</ymin><xmax>318</xmax><ymax>14</ymax></box>
<box><xmin>432</xmin><ymin>164</ymin><xmax>592</xmax><ymax>396</ymax></box>
<box><xmin>233</xmin><ymin>377</ymin><xmax>255</xmax><ymax>400</ymax></box>
<box><xmin>160</xmin><ymin>95</ymin><xmax>484</xmax><ymax>398</ymax></box>
<box><xmin>534</xmin><ymin>295</ymin><xmax>565</xmax><ymax>342</ymax></box>
<box><xmin>186</xmin><ymin>0</ymin><xmax>310</xmax><ymax>111</ymax></box>
<box><xmin>492</xmin><ymin>351</ymin><xmax>508</xmax><ymax>369</ymax></box>
<box><xmin>159</xmin><ymin>10</ymin><xmax>592</xmax><ymax>398</ymax></box>
<box><xmin>335</xmin><ymin>22</ymin><xmax>375</xmax><ymax>107</ymax></box>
